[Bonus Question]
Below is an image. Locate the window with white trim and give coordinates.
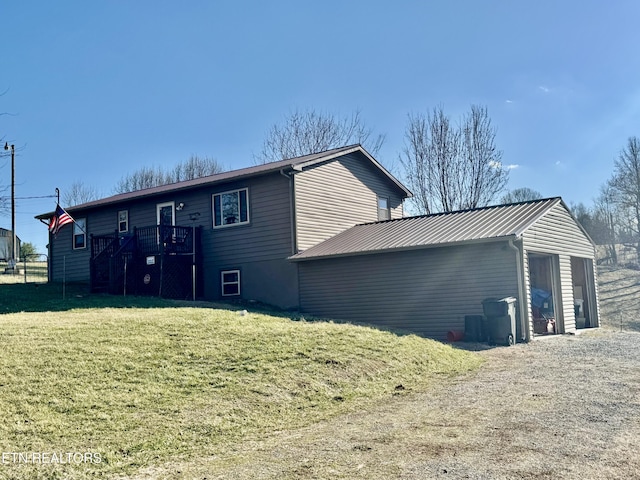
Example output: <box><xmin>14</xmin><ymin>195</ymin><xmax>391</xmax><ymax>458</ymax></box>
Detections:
<box><xmin>157</xmin><ymin>202</ymin><xmax>175</xmax><ymax>227</ymax></box>
<box><xmin>118</xmin><ymin>210</ymin><xmax>129</xmax><ymax>233</ymax></box>
<box><xmin>213</xmin><ymin>188</ymin><xmax>249</xmax><ymax>227</ymax></box>
<box><xmin>221</xmin><ymin>270</ymin><xmax>241</xmax><ymax>296</ymax></box>
<box><xmin>73</xmin><ymin>218</ymin><xmax>87</xmax><ymax>249</ymax></box>
<box><xmin>378</xmin><ymin>197</ymin><xmax>390</xmax><ymax>221</ymax></box>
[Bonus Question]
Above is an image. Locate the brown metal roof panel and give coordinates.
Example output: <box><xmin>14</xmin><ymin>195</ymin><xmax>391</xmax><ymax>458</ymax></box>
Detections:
<box><xmin>290</xmin><ymin>197</ymin><xmax>562</xmax><ymax>261</ymax></box>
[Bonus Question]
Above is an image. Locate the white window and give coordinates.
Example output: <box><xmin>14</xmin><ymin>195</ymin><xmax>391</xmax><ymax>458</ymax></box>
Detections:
<box><xmin>221</xmin><ymin>270</ymin><xmax>240</xmax><ymax>296</ymax></box>
<box><xmin>213</xmin><ymin>188</ymin><xmax>249</xmax><ymax>227</ymax></box>
<box><xmin>118</xmin><ymin>210</ymin><xmax>129</xmax><ymax>233</ymax></box>
<box><xmin>378</xmin><ymin>197</ymin><xmax>390</xmax><ymax>221</ymax></box>
<box><xmin>73</xmin><ymin>218</ymin><xmax>87</xmax><ymax>249</ymax></box>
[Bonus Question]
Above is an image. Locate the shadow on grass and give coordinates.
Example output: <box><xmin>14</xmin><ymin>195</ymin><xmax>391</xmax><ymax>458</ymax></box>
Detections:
<box><xmin>0</xmin><ymin>284</ymin><xmax>513</xmax><ymax>350</ymax></box>
<box><xmin>0</xmin><ymin>283</ymin><xmax>243</xmax><ymax>315</ymax></box>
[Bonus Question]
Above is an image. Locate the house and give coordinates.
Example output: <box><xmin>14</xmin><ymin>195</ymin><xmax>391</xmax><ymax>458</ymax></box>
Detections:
<box><xmin>36</xmin><ymin>146</ymin><xmax>600</xmax><ymax>341</ymax></box>
<box><xmin>36</xmin><ymin>145</ymin><xmax>410</xmax><ymax>309</ymax></box>
<box><xmin>290</xmin><ymin>197</ymin><xmax>600</xmax><ymax>341</ymax></box>
<box><xmin>0</xmin><ymin>228</ymin><xmax>20</xmax><ymax>262</ymax></box>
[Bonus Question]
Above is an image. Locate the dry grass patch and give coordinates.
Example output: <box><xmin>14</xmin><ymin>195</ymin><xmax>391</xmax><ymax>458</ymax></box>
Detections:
<box><xmin>597</xmin><ymin>265</ymin><xmax>640</xmax><ymax>331</ymax></box>
<box><xmin>0</xmin><ymin>299</ymin><xmax>481</xmax><ymax>479</ymax></box>
<box><xmin>0</xmin><ymin>262</ymin><xmax>48</xmax><ymax>285</ymax></box>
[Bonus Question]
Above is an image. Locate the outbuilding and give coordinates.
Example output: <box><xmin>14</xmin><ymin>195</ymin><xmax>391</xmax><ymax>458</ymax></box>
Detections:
<box><xmin>291</xmin><ymin>197</ymin><xmax>599</xmax><ymax>341</ymax></box>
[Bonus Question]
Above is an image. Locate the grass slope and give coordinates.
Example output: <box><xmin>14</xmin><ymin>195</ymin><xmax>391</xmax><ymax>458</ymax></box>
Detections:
<box><xmin>597</xmin><ymin>265</ymin><xmax>640</xmax><ymax>331</ymax></box>
<box><xmin>0</xmin><ymin>285</ymin><xmax>481</xmax><ymax>479</ymax></box>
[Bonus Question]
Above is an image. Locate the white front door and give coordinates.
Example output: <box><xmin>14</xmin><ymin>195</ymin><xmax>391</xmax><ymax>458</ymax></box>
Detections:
<box><xmin>157</xmin><ymin>202</ymin><xmax>175</xmax><ymax>227</ymax></box>
<box><xmin>157</xmin><ymin>202</ymin><xmax>175</xmax><ymax>245</ymax></box>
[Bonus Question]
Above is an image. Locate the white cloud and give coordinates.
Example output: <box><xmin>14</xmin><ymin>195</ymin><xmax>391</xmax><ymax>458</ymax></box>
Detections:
<box><xmin>538</xmin><ymin>85</ymin><xmax>550</xmax><ymax>93</ymax></box>
<box><xmin>489</xmin><ymin>161</ymin><xmax>519</xmax><ymax>170</ymax></box>
<box><xmin>553</xmin><ymin>160</ymin><xmax>569</xmax><ymax>172</ymax></box>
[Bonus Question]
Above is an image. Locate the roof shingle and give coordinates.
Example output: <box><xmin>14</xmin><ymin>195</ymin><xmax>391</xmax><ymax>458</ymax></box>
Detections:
<box><xmin>36</xmin><ymin>144</ymin><xmax>410</xmax><ymax>219</ymax></box>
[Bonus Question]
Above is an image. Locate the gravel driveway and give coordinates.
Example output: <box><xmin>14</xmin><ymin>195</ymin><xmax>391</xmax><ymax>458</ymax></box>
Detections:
<box><xmin>203</xmin><ymin>328</ymin><xmax>640</xmax><ymax>479</ymax></box>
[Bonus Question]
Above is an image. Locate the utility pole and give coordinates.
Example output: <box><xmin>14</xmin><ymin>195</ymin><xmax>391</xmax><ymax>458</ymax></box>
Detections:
<box><xmin>4</xmin><ymin>142</ymin><xmax>16</xmax><ymax>271</ymax></box>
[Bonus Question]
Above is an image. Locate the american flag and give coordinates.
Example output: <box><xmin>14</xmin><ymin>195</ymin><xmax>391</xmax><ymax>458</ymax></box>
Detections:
<box><xmin>49</xmin><ymin>204</ymin><xmax>75</xmax><ymax>235</ymax></box>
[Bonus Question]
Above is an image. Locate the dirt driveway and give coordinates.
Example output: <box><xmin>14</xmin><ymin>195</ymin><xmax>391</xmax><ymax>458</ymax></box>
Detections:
<box><xmin>198</xmin><ymin>327</ymin><xmax>640</xmax><ymax>480</ymax></box>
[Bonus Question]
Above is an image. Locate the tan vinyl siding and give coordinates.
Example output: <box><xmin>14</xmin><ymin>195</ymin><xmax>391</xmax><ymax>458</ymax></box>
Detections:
<box><xmin>558</xmin><ymin>254</ymin><xmax>574</xmax><ymax>332</ymax></box>
<box><xmin>291</xmin><ymin>198</ymin><xmax>562</xmax><ymax>262</ymax></box>
<box><xmin>521</xmin><ymin>248</ymin><xmax>534</xmax><ymax>340</ymax></box>
<box><xmin>294</xmin><ymin>152</ymin><xmax>404</xmax><ymax>251</ymax></box>
<box><xmin>523</xmin><ymin>203</ymin><xmax>598</xmax><ymax>333</ymax></box>
<box><xmin>522</xmin><ymin>203</ymin><xmax>594</xmax><ymax>257</ymax></box>
<box><xmin>299</xmin><ymin>242</ymin><xmax>518</xmax><ymax>340</ymax></box>
<box><xmin>590</xmin><ymin>260</ymin><xmax>601</xmax><ymax>327</ymax></box>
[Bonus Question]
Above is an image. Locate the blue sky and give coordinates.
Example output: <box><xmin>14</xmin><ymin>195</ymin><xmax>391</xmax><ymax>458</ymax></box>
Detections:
<box><xmin>2</xmin><ymin>1</ymin><xmax>640</xmax><ymax>253</ymax></box>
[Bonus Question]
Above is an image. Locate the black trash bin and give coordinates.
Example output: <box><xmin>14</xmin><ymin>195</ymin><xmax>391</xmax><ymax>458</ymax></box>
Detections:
<box><xmin>482</xmin><ymin>297</ymin><xmax>517</xmax><ymax>346</ymax></box>
<box><xmin>464</xmin><ymin>315</ymin><xmax>486</xmax><ymax>342</ymax></box>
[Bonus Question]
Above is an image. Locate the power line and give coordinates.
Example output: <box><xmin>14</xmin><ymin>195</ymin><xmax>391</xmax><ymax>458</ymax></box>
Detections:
<box><xmin>0</xmin><ymin>195</ymin><xmax>57</xmax><ymax>200</ymax></box>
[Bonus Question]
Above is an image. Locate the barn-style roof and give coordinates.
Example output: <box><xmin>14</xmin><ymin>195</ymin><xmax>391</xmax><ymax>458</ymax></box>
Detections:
<box><xmin>290</xmin><ymin>197</ymin><xmax>586</xmax><ymax>261</ymax></box>
<box><xmin>36</xmin><ymin>145</ymin><xmax>410</xmax><ymax>218</ymax></box>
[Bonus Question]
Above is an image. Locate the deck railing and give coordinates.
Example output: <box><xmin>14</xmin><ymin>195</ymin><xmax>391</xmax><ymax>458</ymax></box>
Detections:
<box><xmin>90</xmin><ymin>225</ymin><xmax>198</xmax><ymax>296</ymax></box>
<box><xmin>135</xmin><ymin>225</ymin><xmax>195</xmax><ymax>255</ymax></box>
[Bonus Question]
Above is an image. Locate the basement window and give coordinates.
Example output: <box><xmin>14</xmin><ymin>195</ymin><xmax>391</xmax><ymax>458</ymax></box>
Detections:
<box><xmin>221</xmin><ymin>270</ymin><xmax>241</xmax><ymax>296</ymax></box>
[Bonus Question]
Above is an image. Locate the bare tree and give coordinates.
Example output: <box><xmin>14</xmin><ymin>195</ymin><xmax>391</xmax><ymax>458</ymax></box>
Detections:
<box><xmin>400</xmin><ymin>105</ymin><xmax>508</xmax><ymax>214</ymax></box>
<box><xmin>608</xmin><ymin>136</ymin><xmax>640</xmax><ymax>261</ymax></box>
<box><xmin>115</xmin><ymin>166</ymin><xmax>169</xmax><ymax>193</ymax></box>
<box><xmin>171</xmin><ymin>155</ymin><xmax>225</xmax><ymax>182</ymax></box>
<box><xmin>63</xmin><ymin>181</ymin><xmax>101</xmax><ymax>207</ymax></box>
<box><xmin>255</xmin><ymin>108</ymin><xmax>385</xmax><ymax>163</ymax></box>
<box><xmin>500</xmin><ymin>187</ymin><xmax>543</xmax><ymax>204</ymax></box>
<box><xmin>593</xmin><ymin>182</ymin><xmax>620</xmax><ymax>264</ymax></box>
<box><xmin>461</xmin><ymin>106</ymin><xmax>508</xmax><ymax>208</ymax></box>
<box><xmin>0</xmin><ymin>181</ymin><xmax>7</xmax><ymax>215</ymax></box>
<box><xmin>400</xmin><ymin>108</ymin><xmax>459</xmax><ymax>214</ymax></box>
<box><xmin>115</xmin><ymin>155</ymin><xmax>225</xmax><ymax>194</ymax></box>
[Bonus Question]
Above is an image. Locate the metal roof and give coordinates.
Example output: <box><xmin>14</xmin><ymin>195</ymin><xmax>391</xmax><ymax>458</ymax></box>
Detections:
<box><xmin>290</xmin><ymin>197</ymin><xmax>564</xmax><ymax>261</ymax></box>
<box><xmin>36</xmin><ymin>144</ymin><xmax>411</xmax><ymax>218</ymax></box>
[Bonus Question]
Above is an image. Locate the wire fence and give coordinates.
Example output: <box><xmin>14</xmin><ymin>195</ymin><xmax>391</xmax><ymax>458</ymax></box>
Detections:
<box><xmin>0</xmin><ymin>254</ymin><xmax>49</xmax><ymax>284</ymax></box>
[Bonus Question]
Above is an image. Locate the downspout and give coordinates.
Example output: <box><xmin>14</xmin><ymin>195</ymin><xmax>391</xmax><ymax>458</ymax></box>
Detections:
<box><xmin>281</xmin><ymin>167</ymin><xmax>301</xmax><ymax>310</ymax></box>
<box><xmin>509</xmin><ymin>237</ymin><xmax>529</xmax><ymax>342</ymax></box>
<box><xmin>280</xmin><ymin>168</ymin><xmax>297</xmax><ymax>254</ymax></box>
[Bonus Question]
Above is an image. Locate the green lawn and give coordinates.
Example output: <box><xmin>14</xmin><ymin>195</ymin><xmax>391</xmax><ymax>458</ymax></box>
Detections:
<box><xmin>0</xmin><ymin>284</ymin><xmax>482</xmax><ymax>479</ymax></box>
